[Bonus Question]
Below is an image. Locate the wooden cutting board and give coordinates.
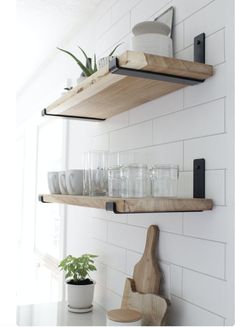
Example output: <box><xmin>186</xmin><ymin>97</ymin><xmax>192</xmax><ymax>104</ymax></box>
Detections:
<box><xmin>133</xmin><ymin>225</ymin><xmax>161</xmax><ymax>294</ymax></box>
<box><xmin>121</xmin><ymin>278</ymin><xmax>168</xmax><ymax>326</ymax></box>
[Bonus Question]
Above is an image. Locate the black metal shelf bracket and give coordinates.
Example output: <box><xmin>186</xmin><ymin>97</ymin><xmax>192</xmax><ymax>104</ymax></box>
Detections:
<box><xmin>194</xmin><ymin>33</ymin><xmax>205</xmax><ymax>64</ymax></box>
<box><xmin>109</xmin><ymin>57</ymin><xmax>204</xmax><ymax>85</ymax></box>
<box><xmin>193</xmin><ymin>158</ymin><xmax>205</xmax><ymax>198</ymax></box>
<box><xmin>41</xmin><ymin>108</ymin><xmax>105</xmax><ymax>122</ymax></box>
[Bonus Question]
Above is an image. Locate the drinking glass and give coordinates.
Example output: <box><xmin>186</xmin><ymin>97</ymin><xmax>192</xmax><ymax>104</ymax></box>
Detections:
<box><xmin>88</xmin><ymin>151</ymin><xmax>108</xmax><ymax>196</ymax></box>
<box><xmin>121</xmin><ymin>164</ymin><xmax>149</xmax><ymax>198</ymax></box>
<box><xmin>83</xmin><ymin>152</ymin><xmax>90</xmax><ymax>195</ymax></box>
<box><xmin>108</xmin><ymin>165</ymin><xmax>122</xmax><ymax>197</ymax></box>
<box><xmin>151</xmin><ymin>164</ymin><xmax>179</xmax><ymax>197</ymax></box>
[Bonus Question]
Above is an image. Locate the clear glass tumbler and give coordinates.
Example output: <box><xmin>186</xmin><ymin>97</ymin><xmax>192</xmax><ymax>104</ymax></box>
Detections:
<box><xmin>88</xmin><ymin>151</ymin><xmax>108</xmax><ymax>196</ymax></box>
<box><xmin>151</xmin><ymin>164</ymin><xmax>179</xmax><ymax>197</ymax></box>
<box><xmin>121</xmin><ymin>164</ymin><xmax>149</xmax><ymax>198</ymax></box>
<box><xmin>108</xmin><ymin>166</ymin><xmax>122</xmax><ymax>197</ymax></box>
<box><xmin>83</xmin><ymin>152</ymin><xmax>90</xmax><ymax>195</ymax></box>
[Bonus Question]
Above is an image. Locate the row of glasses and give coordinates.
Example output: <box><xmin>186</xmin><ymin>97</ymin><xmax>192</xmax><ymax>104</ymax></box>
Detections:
<box><xmin>83</xmin><ymin>151</ymin><xmax>179</xmax><ymax>198</ymax></box>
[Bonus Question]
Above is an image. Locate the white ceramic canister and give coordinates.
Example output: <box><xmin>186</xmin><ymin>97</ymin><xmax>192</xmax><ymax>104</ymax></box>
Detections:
<box><xmin>132</xmin><ymin>21</ymin><xmax>173</xmax><ymax>57</ymax></box>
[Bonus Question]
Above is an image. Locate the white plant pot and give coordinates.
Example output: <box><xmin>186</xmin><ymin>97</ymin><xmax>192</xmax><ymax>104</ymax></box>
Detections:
<box><xmin>67</xmin><ymin>281</ymin><xmax>95</xmax><ymax>309</ymax></box>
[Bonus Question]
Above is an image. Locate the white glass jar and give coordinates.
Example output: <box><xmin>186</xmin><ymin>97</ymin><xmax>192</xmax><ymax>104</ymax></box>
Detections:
<box><xmin>151</xmin><ymin>164</ymin><xmax>179</xmax><ymax>197</ymax></box>
<box><xmin>108</xmin><ymin>166</ymin><xmax>122</xmax><ymax>197</ymax></box>
<box><xmin>121</xmin><ymin>164</ymin><xmax>149</xmax><ymax>198</ymax></box>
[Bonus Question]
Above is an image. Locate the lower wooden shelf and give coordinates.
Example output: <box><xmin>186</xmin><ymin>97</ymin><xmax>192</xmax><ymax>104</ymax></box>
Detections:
<box><xmin>39</xmin><ymin>194</ymin><xmax>213</xmax><ymax>214</ymax></box>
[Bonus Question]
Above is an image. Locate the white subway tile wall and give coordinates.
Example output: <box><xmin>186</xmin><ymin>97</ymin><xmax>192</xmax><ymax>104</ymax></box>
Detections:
<box><xmin>66</xmin><ymin>0</ymin><xmax>234</xmax><ymax>325</ymax></box>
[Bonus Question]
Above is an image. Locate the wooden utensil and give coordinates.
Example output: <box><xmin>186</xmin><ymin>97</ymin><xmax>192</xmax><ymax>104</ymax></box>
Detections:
<box><xmin>121</xmin><ymin>278</ymin><xmax>168</xmax><ymax>326</ymax></box>
<box><xmin>133</xmin><ymin>225</ymin><xmax>161</xmax><ymax>294</ymax></box>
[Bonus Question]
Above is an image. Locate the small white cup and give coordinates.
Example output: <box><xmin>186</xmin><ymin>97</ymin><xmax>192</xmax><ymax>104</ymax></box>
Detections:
<box><xmin>58</xmin><ymin>171</ymin><xmax>68</xmax><ymax>194</ymax></box>
<box><xmin>66</xmin><ymin>169</ymin><xmax>84</xmax><ymax>195</ymax></box>
<box><xmin>48</xmin><ymin>172</ymin><xmax>61</xmax><ymax>194</ymax></box>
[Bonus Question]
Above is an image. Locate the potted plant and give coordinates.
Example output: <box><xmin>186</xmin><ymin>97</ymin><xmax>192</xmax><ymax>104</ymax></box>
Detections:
<box><xmin>57</xmin><ymin>46</ymin><xmax>97</xmax><ymax>84</ymax></box>
<box><xmin>59</xmin><ymin>254</ymin><xmax>97</xmax><ymax>310</ymax></box>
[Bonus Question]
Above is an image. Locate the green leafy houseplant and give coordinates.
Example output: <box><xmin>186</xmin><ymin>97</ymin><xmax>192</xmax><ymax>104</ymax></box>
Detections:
<box><xmin>59</xmin><ymin>254</ymin><xmax>97</xmax><ymax>285</ymax></box>
<box><xmin>57</xmin><ymin>44</ymin><xmax>122</xmax><ymax>77</ymax></box>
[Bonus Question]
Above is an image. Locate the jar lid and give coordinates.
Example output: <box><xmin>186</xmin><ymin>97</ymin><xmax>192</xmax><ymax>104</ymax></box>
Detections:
<box><xmin>107</xmin><ymin>309</ymin><xmax>142</xmax><ymax>323</ymax></box>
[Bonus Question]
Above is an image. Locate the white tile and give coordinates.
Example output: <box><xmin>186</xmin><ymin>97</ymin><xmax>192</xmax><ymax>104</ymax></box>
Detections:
<box><xmin>92</xmin><ymin>133</ymin><xmax>109</xmax><ymax>151</ymax></box>
<box><xmin>133</xmin><ymin>141</ymin><xmax>183</xmax><ymax>170</ymax></box>
<box><xmin>178</xmin><ymin>170</ymin><xmax>225</xmax><ymax>205</ymax></box>
<box><xmin>95</xmin><ymin>9</ymin><xmax>112</xmax><ymax>39</ymax></box>
<box><xmin>183</xmin><ymin>206</ymin><xmax>229</xmax><ymax>242</ymax></box>
<box><xmin>91</xmin><ymin>218</ymin><xmax>107</xmax><ymax>241</ymax></box>
<box><xmin>106</xmin><ymin>267</ymin><xmax>128</xmax><ymax>296</ymax></box>
<box><xmin>110</xmin><ymin>121</ymin><xmax>152</xmax><ymax>152</ymax></box>
<box><xmin>176</xmin><ymin>29</ymin><xmax>225</xmax><ymax>66</ymax></box>
<box><xmin>159</xmin><ymin>261</ymin><xmax>171</xmax><ymax>298</ymax></box>
<box><xmin>92</xmin><ymin>239</ymin><xmax>126</xmax><ymax>272</ymax></box>
<box><xmin>127</xmin><ymin>212</ymin><xmax>183</xmax><ymax>234</ymax></box>
<box><xmin>95</xmin><ymin>111</ymin><xmax>129</xmax><ymax>135</ymax></box>
<box><xmin>173</xmin><ymin>22</ymin><xmax>184</xmax><ymax>53</ymax></box>
<box><xmin>126</xmin><ymin>250</ymin><xmax>142</xmax><ymax>276</ymax></box>
<box><xmin>159</xmin><ymin>232</ymin><xmax>225</xmax><ymax>278</ymax></box>
<box><xmin>184</xmin><ymin>133</ymin><xmax>229</xmax><ymax>170</ymax></box>
<box><xmin>91</xmin><ymin>208</ymin><xmax>128</xmax><ymax>224</ymax></box>
<box><xmin>111</xmin><ymin>0</ymin><xmax>140</xmax><ymax>25</ymax></box>
<box><xmin>183</xmin><ymin>269</ymin><xmax>228</xmax><ymax>317</ymax></box>
<box><xmin>108</xmin><ymin>222</ymin><xmax>146</xmax><ymax>253</ymax></box>
<box><xmin>184</xmin><ymin>0</ymin><xmax>226</xmax><ymax>47</ymax></box>
<box><xmin>172</xmin><ymin>0</ymin><xmax>214</xmax><ymax>25</ymax></box>
<box><xmin>184</xmin><ymin>64</ymin><xmax>226</xmax><ymax>108</ymax></box>
<box><xmin>168</xmin><ymin>295</ymin><xmax>225</xmax><ymax>326</ymax></box>
<box><xmin>129</xmin><ymin>90</ymin><xmax>183</xmax><ymax>125</ymax></box>
<box><xmin>91</xmin><ymin>261</ymin><xmax>107</xmax><ymax>288</ymax></box>
<box><xmin>97</xmin><ymin>14</ymin><xmax>130</xmax><ymax>54</ymax></box>
<box><xmin>131</xmin><ymin>0</ymin><xmax>172</xmax><ymax>27</ymax></box>
<box><xmin>95</xmin><ymin>0</ymin><xmax>117</xmax><ymax>20</ymax></box>
<box><xmin>153</xmin><ymin>98</ymin><xmax>225</xmax><ymax>144</ymax></box>
<box><xmin>170</xmin><ymin>265</ymin><xmax>182</xmax><ymax>297</ymax></box>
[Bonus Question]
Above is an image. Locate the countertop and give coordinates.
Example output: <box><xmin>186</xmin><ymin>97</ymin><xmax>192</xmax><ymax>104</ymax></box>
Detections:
<box><xmin>16</xmin><ymin>301</ymin><xmax>107</xmax><ymax>326</ymax></box>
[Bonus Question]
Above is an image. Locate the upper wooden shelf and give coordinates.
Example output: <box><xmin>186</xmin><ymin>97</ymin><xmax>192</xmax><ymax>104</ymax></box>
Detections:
<box><xmin>39</xmin><ymin>194</ymin><xmax>213</xmax><ymax>214</ymax></box>
<box><xmin>43</xmin><ymin>51</ymin><xmax>213</xmax><ymax>120</ymax></box>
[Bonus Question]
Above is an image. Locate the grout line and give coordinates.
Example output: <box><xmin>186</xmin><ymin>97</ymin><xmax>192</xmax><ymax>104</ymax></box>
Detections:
<box><xmin>171</xmin><ymin>294</ymin><xmax>226</xmax><ymax>319</ymax></box>
<box><xmin>224</xmin><ymin>243</ymin><xmax>227</xmax><ymax>281</ymax></box>
<box><xmin>174</xmin><ymin>0</ymin><xmax>216</xmax><ymax>27</ymax></box>
<box><xmin>181</xmin><ymin>266</ymin><xmax>184</xmax><ymax>297</ymax></box>
<box><xmin>106</xmin><ymin>96</ymin><xmax>226</xmax><ymax>138</ymax></box>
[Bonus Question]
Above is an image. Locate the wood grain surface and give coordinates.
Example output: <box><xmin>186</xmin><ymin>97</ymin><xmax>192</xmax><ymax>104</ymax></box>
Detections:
<box><xmin>121</xmin><ymin>278</ymin><xmax>169</xmax><ymax>326</ymax></box>
<box><xmin>40</xmin><ymin>194</ymin><xmax>213</xmax><ymax>212</ymax></box>
<box><xmin>133</xmin><ymin>225</ymin><xmax>161</xmax><ymax>294</ymax></box>
<box><xmin>45</xmin><ymin>51</ymin><xmax>213</xmax><ymax>119</ymax></box>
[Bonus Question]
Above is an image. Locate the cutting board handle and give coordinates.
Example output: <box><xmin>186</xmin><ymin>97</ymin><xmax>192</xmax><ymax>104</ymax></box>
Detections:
<box><xmin>143</xmin><ymin>225</ymin><xmax>159</xmax><ymax>258</ymax></box>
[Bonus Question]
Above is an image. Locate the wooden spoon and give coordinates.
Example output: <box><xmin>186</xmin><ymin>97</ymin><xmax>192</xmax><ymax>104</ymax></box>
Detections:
<box><xmin>133</xmin><ymin>225</ymin><xmax>161</xmax><ymax>294</ymax></box>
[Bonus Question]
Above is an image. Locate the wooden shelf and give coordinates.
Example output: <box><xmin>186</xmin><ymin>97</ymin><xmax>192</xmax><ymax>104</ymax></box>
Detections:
<box><xmin>43</xmin><ymin>51</ymin><xmax>213</xmax><ymax>120</ymax></box>
<box><xmin>39</xmin><ymin>194</ymin><xmax>213</xmax><ymax>214</ymax></box>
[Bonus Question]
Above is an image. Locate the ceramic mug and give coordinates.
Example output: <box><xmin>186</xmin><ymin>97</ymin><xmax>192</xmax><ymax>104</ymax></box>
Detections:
<box><xmin>58</xmin><ymin>171</ymin><xmax>68</xmax><ymax>195</ymax></box>
<box><xmin>47</xmin><ymin>171</ymin><xmax>61</xmax><ymax>194</ymax></box>
<box><xmin>66</xmin><ymin>169</ymin><xmax>84</xmax><ymax>195</ymax></box>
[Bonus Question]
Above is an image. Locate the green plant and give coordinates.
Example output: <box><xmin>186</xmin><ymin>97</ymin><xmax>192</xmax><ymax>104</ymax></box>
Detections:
<box><xmin>57</xmin><ymin>43</ymin><xmax>122</xmax><ymax>77</ymax></box>
<box><xmin>59</xmin><ymin>254</ymin><xmax>97</xmax><ymax>284</ymax></box>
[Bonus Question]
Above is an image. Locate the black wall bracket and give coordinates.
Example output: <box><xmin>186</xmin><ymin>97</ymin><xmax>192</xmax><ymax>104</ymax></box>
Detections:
<box><xmin>193</xmin><ymin>158</ymin><xmax>205</xmax><ymax>198</ymax></box>
<box><xmin>41</xmin><ymin>108</ymin><xmax>105</xmax><ymax>122</ymax></box>
<box><xmin>194</xmin><ymin>33</ymin><xmax>205</xmax><ymax>64</ymax></box>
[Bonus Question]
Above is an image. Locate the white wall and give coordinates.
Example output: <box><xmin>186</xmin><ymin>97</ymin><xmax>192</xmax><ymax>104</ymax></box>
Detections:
<box><xmin>17</xmin><ymin>0</ymin><xmax>234</xmax><ymax>325</ymax></box>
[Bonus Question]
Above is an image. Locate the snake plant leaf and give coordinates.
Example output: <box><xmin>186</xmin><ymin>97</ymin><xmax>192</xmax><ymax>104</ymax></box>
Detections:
<box><xmin>57</xmin><ymin>47</ymin><xmax>91</xmax><ymax>76</ymax></box>
<box><xmin>109</xmin><ymin>42</ymin><xmax>123</xmax><ymax>57</ymax></box>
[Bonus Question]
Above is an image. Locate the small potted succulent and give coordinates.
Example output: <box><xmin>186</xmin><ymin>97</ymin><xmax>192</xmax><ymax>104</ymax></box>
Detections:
<box><xmin>97</xmin><ymin>43</ymin><xmax>123</xmax><ymax>69</ymax></box>
<box><xmin>59</xmin><ymin>254</ymin><xmax>97</xmax><ymax>310</ymax></box>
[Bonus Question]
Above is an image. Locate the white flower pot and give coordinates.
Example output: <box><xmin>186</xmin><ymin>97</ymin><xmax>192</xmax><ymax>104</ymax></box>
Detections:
<box><xmin>67</xmin><ymin>281</ymin><xmax>95</xmax><ymax>309</ymax></box>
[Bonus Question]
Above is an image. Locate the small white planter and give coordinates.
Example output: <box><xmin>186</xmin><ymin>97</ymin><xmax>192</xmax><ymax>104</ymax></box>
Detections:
<box><xmin>67</xmin><ymin>281</ymin><xmax>95</xmax><ymax>309</ymax></box>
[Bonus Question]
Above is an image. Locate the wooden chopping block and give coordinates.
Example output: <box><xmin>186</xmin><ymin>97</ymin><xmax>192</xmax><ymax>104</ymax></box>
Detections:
<box><xmin>121</xmin><ymin>278</ymin><xmax>169</xmax><ymax>326</ymax></box>
<box><xmin>133</xmin><ymin>225</ymin><xmax>161</xmax><ymax>294</ymax></box>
